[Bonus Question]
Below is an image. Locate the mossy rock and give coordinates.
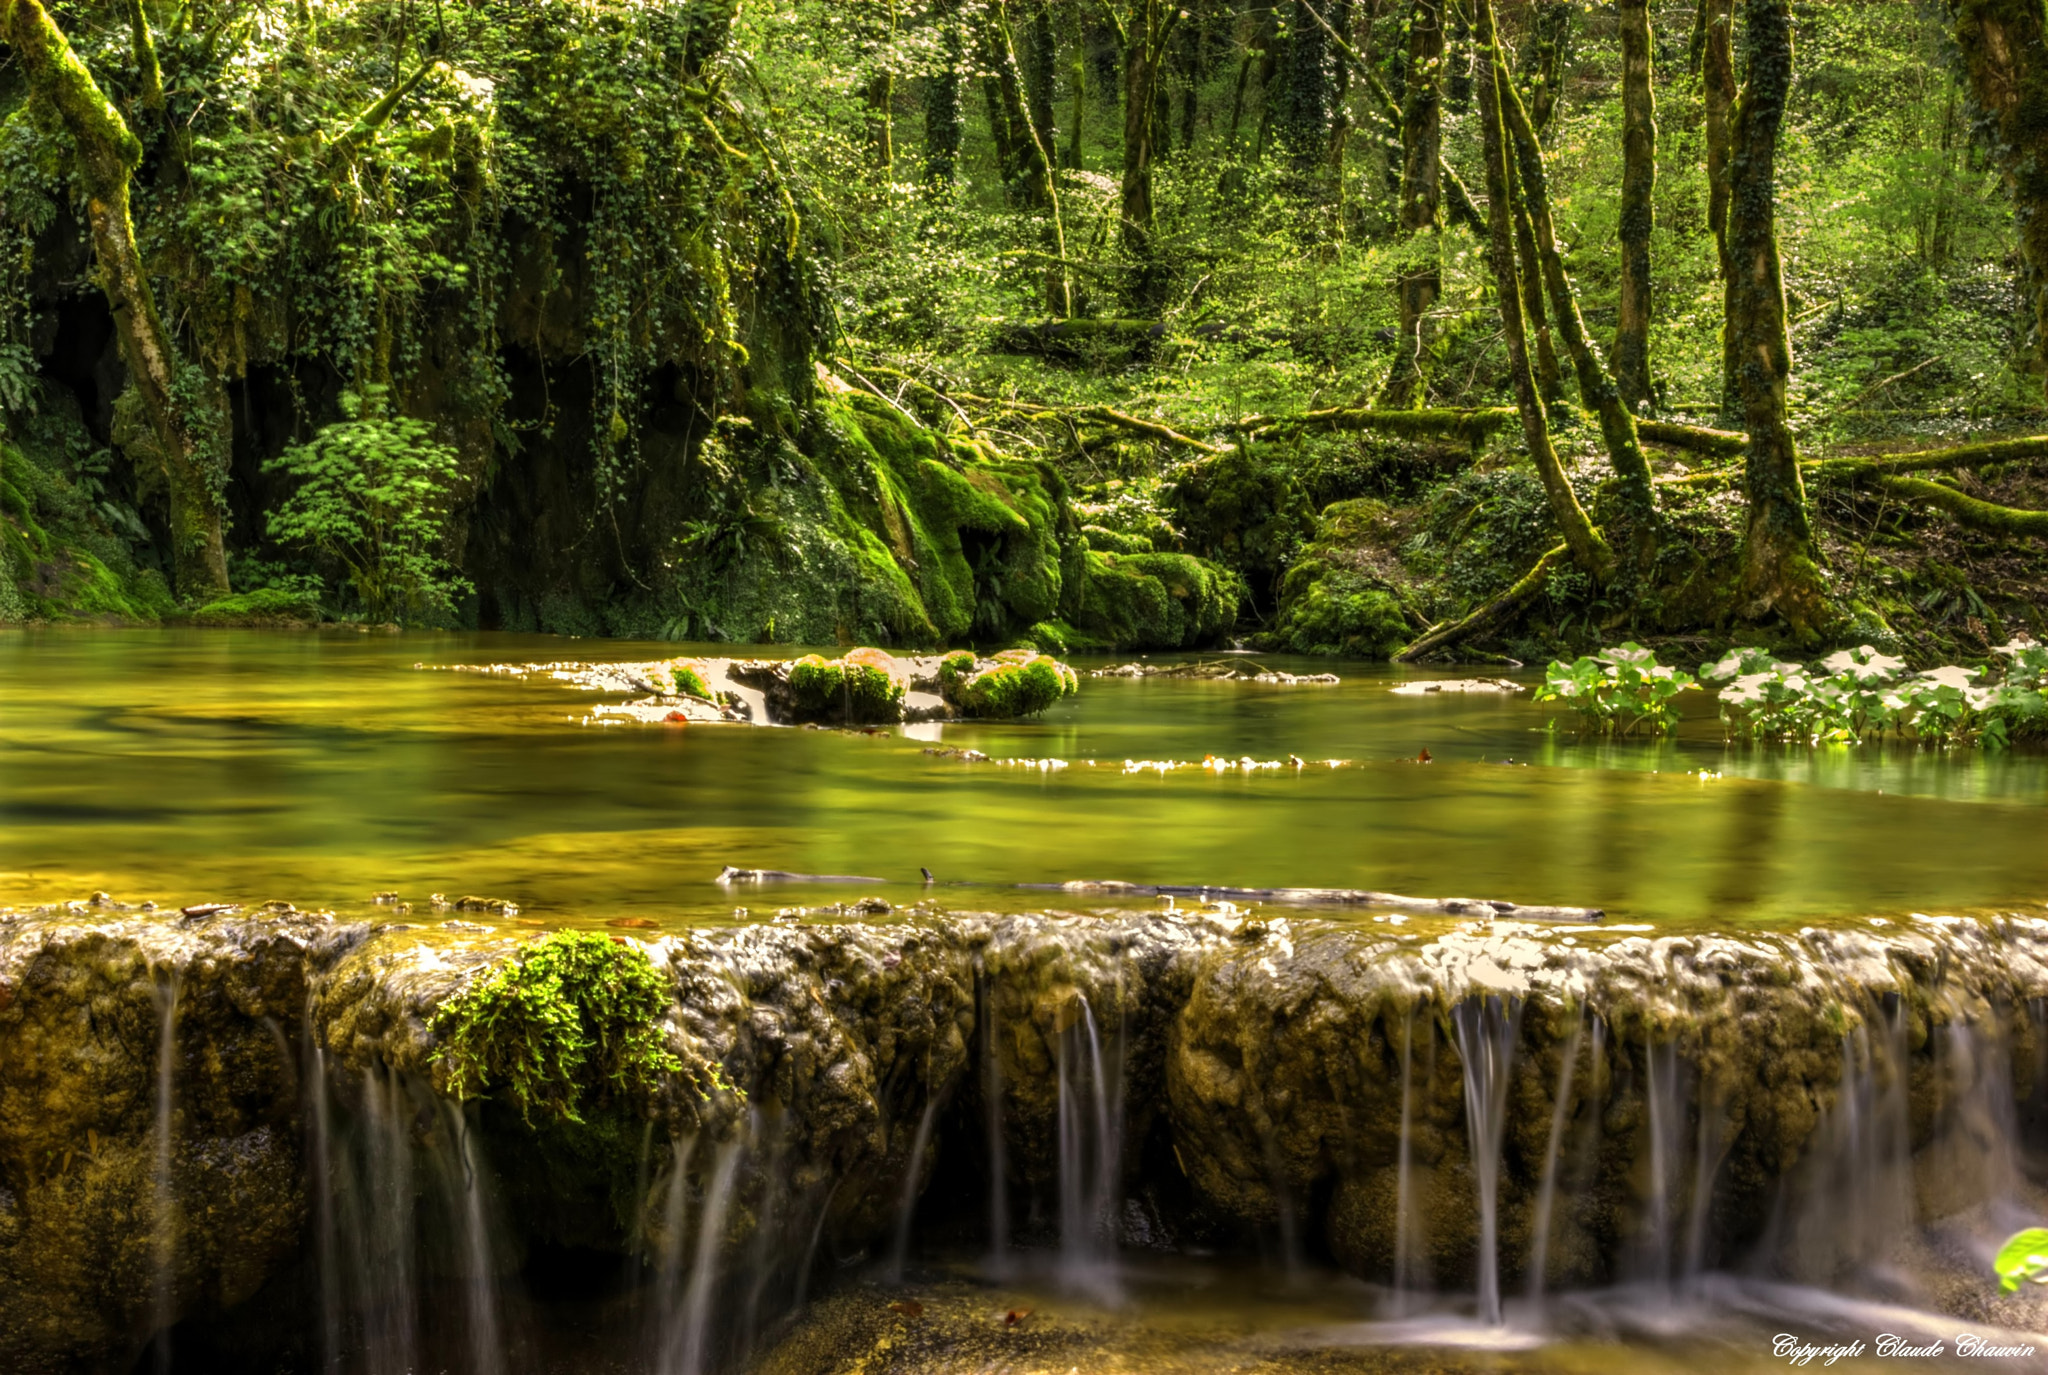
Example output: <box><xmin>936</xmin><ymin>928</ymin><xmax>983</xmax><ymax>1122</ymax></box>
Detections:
<box><xmin>189</xmin><ymin>587</ymin><xmax>321</xmax><ymax>627</ymax></box>
<box><xmin>948</xmin><ymin>650</ymin><xmax>1079</xmax><ymax>719</ymax></box>
<box><xmin>670</xmin><ymin>659</ymin><xmax>714</xmax><ymax>700</ymax></box>
<box><xmin>1073</xmin><ymin>550</ymin><xmax>1243</xmax><ymax>650</ymax></box>
<box><xmin>1165</xmin><ymin>449</ymin><xmax>1316</xmax><ymax>594</ymax></box>
<box><xmin>1081</xmin><ymin>523</ymin><xmax>1153</xmax><ymax>556</ymax></box>
<box><xmin>1265</xmin><ymin>565</ymin><xmax>1410</xmax><ymax>658</ymax></box>
<box><xmin>784</xmin><ymin>647</ymin><xmax>909</xmax><ymax>724</ymax></box>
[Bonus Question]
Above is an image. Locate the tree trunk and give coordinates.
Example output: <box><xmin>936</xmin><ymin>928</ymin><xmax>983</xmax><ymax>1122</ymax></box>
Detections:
<box><xmin>1947</xmin><ymin>0</ymin><xmax>2048</xmax><ymax>381</ymax></box>
<box><xmin>1614</xmin><ymin>0</ymin><xmax>1657</xmax><ymax>412</ymax></box>
<box><xmin>1726</xmin><ymin>0</ymin><xmax>1824</xmax><ymax>631</ymax></box>
<box><xmin>924</xmin><ymin>0</ymin><xmax>965</xmax><ymax>189</ymax></box>
<box><xmin>1447</xmin><ymin>1</ymin><xmax>1473</xmax><ymax>113</ymax></box>
<box><xmin>1381</xmin><ymin>0</ymin><xmax>1444</xmax><ymax>409</ymax></box>
<box><xmin>1501</xmin><ymin>71</ymin><xmax>1660</xmax><ymax>544</ymax></box>
<box><xmin>985</xmin><ymin>1</ymin><xmax>1072</xmax><ymax>314</ymax></box>
<box><xmin>1527</xmin><ymin>0</ymin><xmax>1571</xmax><ymax>138</ymax></box>
<box><xmin>1514</xmin><ymin>163</ymin><xmax>1562</xmax><ymax>402</ymax></box>
<box><xmin>1475</xmin><ymin>0</ymin><xmax>1611</xmax><ymax>582</ymax></box>
<box><xmin>1025</xmin><ymin>0</ymin><xmax>1059</xmax><ymax>160</ymax></box>
<box><xmin>1067</xmin><ymin>1</ymin><xmax>1088</xmax><ymax>168</ymax></box>
<box><xmin>864</xmin><ymin>0</ymin><xmax>899</xmax><ymax>174</ymax></box>
<box><xmin>4</xmin><ymin>0</ymin><xmax>229</xmax><ymax>599</ymax></box>
<box><xmin>1121</xmin><ymin>0</ymin><xmax>1179</xmax><ymax>274</ymax></box>
<box><xmin>1702</xmin><ymin>0</ymin><xmax>1736</xmax><ymax>411</ymax></box>
<box><xmin>1275</xmin><ymin>0</ymin><xmax>1334</xmax><ymax>185</ymax></box>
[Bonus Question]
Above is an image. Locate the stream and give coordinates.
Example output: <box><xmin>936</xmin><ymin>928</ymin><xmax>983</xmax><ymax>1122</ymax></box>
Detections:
<box><xmin>2</xmin><ymin>628</ymin><xmax>2046</xmax><ymax>1374</ymax></box>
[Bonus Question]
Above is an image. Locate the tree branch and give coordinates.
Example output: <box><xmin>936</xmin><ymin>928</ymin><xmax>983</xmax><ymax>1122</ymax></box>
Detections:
<box><xmin>1395</xmin><ymin>543</ymin><xmax>1568</xmax><ymax>661</ymax></box>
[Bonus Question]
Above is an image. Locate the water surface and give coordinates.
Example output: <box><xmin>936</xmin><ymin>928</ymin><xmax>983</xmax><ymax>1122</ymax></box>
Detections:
<box><xmin>3</xmin><ymin>628</ymin><xmax>2044</xmax><ymax>928</ymax></box>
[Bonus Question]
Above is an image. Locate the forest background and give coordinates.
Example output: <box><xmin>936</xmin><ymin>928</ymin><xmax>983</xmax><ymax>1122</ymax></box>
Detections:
<box><xmin>5</xmin><ymin>0</ymin><xmax>2048</xmax><ymax>666</ymax></box>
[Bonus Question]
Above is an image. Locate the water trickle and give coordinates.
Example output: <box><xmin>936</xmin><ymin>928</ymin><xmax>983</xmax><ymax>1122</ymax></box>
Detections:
<box><xmin>1526</xmin><ymin>1009</ymin><xmax>1583</xmax><ymax>1304</ymax></box>
<box><xmin>1640</xmin><ymin>1039</ymin><xmax>1684</xmax><ymax>1288</ymax></box>
<box><xmin>148</xmin><ymin>969</ymin><xmax>181</xmax><ymax>1375</ymax></box>
<box><xmin>651</xmin><ymin>1133</ymin><xmax>746</xmax><ymax>1375</ymax></box>
<box><xmin>1390</xmin><ymin>1008</ymin><xmax>1424</xmax><ymax>1313</ymax></box>
<box><xmin>982</xmin><ymin>976</ymin><xmax>1011</xmax><ymax>1274</ymax></box>
<box><xmin>1451</xmin><ymin>995</ymin><xmax>1520</xmax><ymax>1326</ymax></box>
<box><xmin>435</xmin><ymin>1102</ymin><xmax>510</xmax><ymax>1375</ymax></box>
<box><xmin>888</xmin><ymin>1095</ymin><xmax>943</xmax><ymax>1281</ymax></box>
<box><xmin>1054</xmin><ymin>993</ymin><xmax>1124</xmax><ymax>1295</ymax></box>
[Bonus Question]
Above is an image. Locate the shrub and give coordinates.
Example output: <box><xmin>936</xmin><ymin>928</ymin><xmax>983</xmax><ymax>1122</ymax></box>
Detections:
<box><xmin>1535</xmin><ymin>642</ymin><xmax>1699</xmax><ymax>736</ymax></box>
<box><xmin>1702</xmin><ymin>640</ymin><xmax>2048</xmax><ymax>747</ymax></box>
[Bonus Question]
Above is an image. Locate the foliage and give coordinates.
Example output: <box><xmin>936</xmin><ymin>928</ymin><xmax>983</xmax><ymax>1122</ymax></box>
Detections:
<box><xmin>1535</xmin><ymin>642</ymin><xmax>1699</xmax><ymax>736</ymax></box>
<box><xmin>190</xmin><ymin>587</ymin><xmax>322</xmax><ymax>626</ymax></box>
<box><xmin>1702</xmin><ymin>640</ymin><xmax>2048</xmax><ymax>746</ymax></box>
<box><xmin>264</xmin><ymin>391</ymin><xmax>471</xmax><ymax>625</ymax></box>
<box><xmin>1266</xmin><ymin>568</ymin><xmax>1409</xmax><ymax>658</ymax></box>
<box><xmin>672</xmin><ymin>664</ymin><xmax>714</xmax><ymax>700</ymax></box>
<box><xmin>428</xmin><ymin>931</ymin><xmax>688</xmax><ymax>1125</ymax></box>
<box><xmin>1995</xmin><ymin>1228</ymin><xmax>2048</xmax><ymax>1294</ymax></box>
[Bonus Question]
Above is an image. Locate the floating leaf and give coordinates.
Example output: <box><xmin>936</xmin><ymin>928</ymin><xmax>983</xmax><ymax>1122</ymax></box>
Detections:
<box><xmin>1994</xmin><ymin>1228</ymin><xmax>2048</xmax><ymax>1294</ymax></box>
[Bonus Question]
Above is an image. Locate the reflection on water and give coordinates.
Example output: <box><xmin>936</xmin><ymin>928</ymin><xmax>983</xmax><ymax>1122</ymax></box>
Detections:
<box><xmin>2</xmin><ymin>628</ymin><xmax>2046</xmax><ymax>928</ymax></box>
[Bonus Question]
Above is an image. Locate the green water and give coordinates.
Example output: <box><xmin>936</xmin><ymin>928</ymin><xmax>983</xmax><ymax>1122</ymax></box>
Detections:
<box><xmin>3</xmin><ymin>628</ymin><xmax>2045</xmax><ymax>929</ymax></box>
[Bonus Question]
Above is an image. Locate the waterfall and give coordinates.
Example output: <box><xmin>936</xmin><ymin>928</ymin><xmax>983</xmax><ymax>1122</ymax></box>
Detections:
<box><xmin>983</xmin><ymin>976</ymin><xmax>1011</xmax><ymax>1274</ymax></box>
<box><xmin>1390</xmin><ymin>1008</ymin><xmax>1424</xmax><ymax>1313</ymax></box>
<box><xmin>436</xmin><ymin>1102</ymin><xmax>511</xmax><ymax>1375</ymax></box>
<box><xmin>1054</xmin><ymin>993</ymin><xmax>1124</xmax><ymax>1295</ymax></box>
<box><xmin>651</xmin><ymin>1133</ymin><xmax>746</xmax><ymax>1375</ymax></box>
<box><xmin>1525</xmin><ymin>1009</ymin><xmax>1583</xmax><ymax>1304</ymax></box>
<box><xmin>1451</xmin><ymin>996</ymin><xmax>1520</xmax><ymax>1326</ymax></box>
<box><xmin>888</xmin><ymin>1095</ymin><xmax>943</xmax><ymax>1282</ymax></box>
<box><xmin>1640</xmin><ymin>1039</ymin><xmax>1684</xmax><ymax>1288</ymax></box>
<box><xmin>148</xmin><ymin>969</ymin><xmax>181</xmax><ymax>1374</ymax></box>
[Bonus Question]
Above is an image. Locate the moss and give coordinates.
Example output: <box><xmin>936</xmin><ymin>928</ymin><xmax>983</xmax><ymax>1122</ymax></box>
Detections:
<box><xmin>1266</xmin><ymin>566</ymin><xmax>1411</xmax><ymax>658</ymax></box>
<box><xmin>1081</xmin><ymin>522</ymin><xmax>1153</xmax><ymax>555</ymax></box>
<box><xmin>952</xmin><ymin>652</ymin><xmax>1079</xmax><ymax>718</ymax></box>
<box><xmin>1073</xmin><ymin>550</ymin><xmax>1244</xmax><ymax>649</ymax></box>
<box><xmin>786</xmin><ymin>648</ymin><xmax>908</xmax><ymax>723</ymax></box>
<box><xmin>671</xmin><ymin>664</ymin><xmax>713</xmax><ymax>699</ymax></box>
<box><xmin>1166</xmin><ymin>449</ymin><xmax>1316</xmax><ymax>595</ymax></box>
<box><xmin>428</xmin><ymin>931</ymin><xmax>684</xmax><ymax>1125</ymax></box>
<box><xmin>189</xmin><ymin>587</ymin><xmax>320</xmax><ymax>626</ymax></box>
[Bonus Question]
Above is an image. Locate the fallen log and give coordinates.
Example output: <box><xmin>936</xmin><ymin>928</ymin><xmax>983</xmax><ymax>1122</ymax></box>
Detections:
<box><xmin>1869</xmin><ymin>474</ymin><xmax>2048</xmax><ymax>538</ymax></box>
<box><xmin>715</xmin><ymin>866</ymin><xmax>889</xmax><ymax>885</ymax></box>
<box><xmin>1036</xmin><ymin>878</ymin><xmax>1602</xmax><ymax>923</ymax></box>
<box><xmin>1232</xmin><ymin>406</ymin><xmax>1517</xmax><ymax>444</ymax></box>
<box><xmin>1636</xmin><ymin>419</ymin><xmax>1747</xmax><ymax>456</ymax></box>
<box><xmin>1394</xmin><ymin>542</ymin><xmax>1567</xmax><ymax>662</ymax></box>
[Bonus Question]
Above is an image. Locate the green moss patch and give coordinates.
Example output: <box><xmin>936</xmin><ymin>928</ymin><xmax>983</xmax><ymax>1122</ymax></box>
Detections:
<box><xmin>428</xmin><ymin>931</ymin><xmax>683</xmax><ymax>1125</ymax></box>
<box><xmin>672</xmin><ymin>663</ymin><xmax>713</xmax><ymax>699</ymax></box>
<box><xmin>952</xmin><ymin>651</ymin><xmax>1079</xmax><ymax>718</ymax></box>
<box><xmin>786</xmin><ymin>648</ymin><xmax>908</xmax><ymax>723</ymax></box>
<box><xmin>1074</xmin><ymin>551</ymin><xmax>1244</xmax><ymax>650</ymax></box>
<box><xmin>190</xmin><ymin>587</ymin><xmax>321</xmax><ymax>626</ymax></box>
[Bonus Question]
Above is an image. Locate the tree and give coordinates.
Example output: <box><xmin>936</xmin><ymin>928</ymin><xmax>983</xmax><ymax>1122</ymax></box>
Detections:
<box><xmin>1946</xmin><ymin>0</ymin><xmax>2048</xmax><ymax>383</ymax></box>
<box><xmin>2</xmin><ymin>0</ymin><xmax>230</xmax><ymax>598</ymax></box>
<box><xmin>1381</xmin><ymin>0</ymin><xmax>1446</xmax><ymax>409</ymax></box>
<box><xmin>1474</xmin><ymin>0</ymin><xmax>1611</xmax><ymax>581</ymax></box>
<box><xmin>1274</xmin><ymin>0</ymin><xmax>1336</xmax><ymax>184</ymax></box>
<box><xmin>1111</xmin><ymin>0</ymin><xmax>1182</xmax><ymax>275</ymax></box>
<box><xmin>924</xmin><ymin>0</ymin><xmax>965</xmax><ymax>189</ymax></box>
<box><xmin>1614</xmin><ymin>0</ymin><xmax>1658</xmax><ymax>411</ymax></box>
<box><xmin>1726</xmin><ymin>0</ymin><xmax>1825</xmax><ymax>631</ymax></box>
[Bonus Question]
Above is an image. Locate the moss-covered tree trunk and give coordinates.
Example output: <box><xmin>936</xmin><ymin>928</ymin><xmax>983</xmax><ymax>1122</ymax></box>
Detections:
<box><xmin>1513</xmin><ymin>164</ymin><xmax>1563</xmax><ymax>402</ymax></box>
<box><xmin>1381</xmin><ymin>0</ymin><xmax>1444</xmax><ymax>409</ymax></box>
<box><xmin>924</xmin><ymin>0</ymin><xmax>965</xmax><ymax>190</ymax></box>
<box><xmin>1947</xmin><ymin>0</ymin><xmax>2048</xmax><ymax>381</ymax></box>
<box><xmin>3</xmin><ymin>0</ymin><xmax>228</xmax><ymax>599</ymax></box>
<box><xmin>1025</xmin><ymin>0</ymin><xmax>1059</xmax><ymax>160</ymax></box>
<box><xmin>1526</xmin><ymin>0</ymin><xmax>1572</xmax><ymax>138</ymax></box>
<box><xmin>985</xmin><ymin>1</ymin><xmax>1072</xmax><ymax>314</ymax></box>
<box><xmin>1120</xmin><ymin>0</ymin><xmax>1180</xmax><ymax>274</ymax></box>
<box><xmin>1702</xmin><ymin>0</ymin><xmax>1737</xmax><ymax>413</ymax></box>
<box><xmin>1614</xmin><ymin>0</ymin><xmax>1657</xmax><ymax>412</ymax></box>
<box><xmin>1475</xmin><ymin>0</ymin><xmax>1610</xmax><ymax>582</ymax></box>
<box><xmin>864</xmin><ymin>0</ymin><xmax>899</xmax><ymax>173</ymax></box>
<box><xmin>1066</xmin><ymin>0</ymin><xmax>1088</xmax><ymax>168</ymax></box>
<box><xmin>1726</xmin><ymin>0</ymin><xmax>1824</xmax><ymax>631</ymax></box>
<box><xmin>1275</xmin><ymin>0</ymin><xmax>1333</xmax><ymax>184</ymax></box>
<box><xmin>1501</xmin><ymin>78</ymin><xmax>1660</xmax><ymax>548</ymax></box>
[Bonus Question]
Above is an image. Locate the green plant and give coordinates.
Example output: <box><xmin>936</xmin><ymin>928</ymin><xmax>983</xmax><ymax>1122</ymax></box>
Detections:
<box><xmin>1534</xmin><ymin>642</ymin><xmax>1698</xmax><ymax>736</ymax></box>
<box><xmin>672</xmin><ymin>665</ymin><xmax>713</xmax><ymax>699</ymax></box>
<box><xmin>264</xmin><ymin>389</ymin><xmax>471</xmax><ymax>624</ymax></box>
<box><xmin>786</xmin><ymin>649</ymin><xmax>906</xmax><ymax>722</ymax></box>
<box><xmin>1995</xmin><ymin>1228</ymin><xmax>2048</xmax><ymax>1294</ymax></box>
<box><xmin>428</xmin><ymin>931</ymin><xmax>688</xmax><ymax>1124</ymax></box>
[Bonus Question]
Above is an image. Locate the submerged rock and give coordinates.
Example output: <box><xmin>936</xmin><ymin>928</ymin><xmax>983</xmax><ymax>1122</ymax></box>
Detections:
<box><xmin>2</xmin><ymin>905</ymin><xmax>2045</xmax><ymax>1369</ymax></box>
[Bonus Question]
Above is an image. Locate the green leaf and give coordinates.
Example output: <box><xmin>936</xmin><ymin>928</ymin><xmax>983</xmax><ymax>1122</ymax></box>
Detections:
<box><xmin>1994</xmin><ymin>1228</ymin><xmax>2048</xmax><ymax>1294</ymax></box>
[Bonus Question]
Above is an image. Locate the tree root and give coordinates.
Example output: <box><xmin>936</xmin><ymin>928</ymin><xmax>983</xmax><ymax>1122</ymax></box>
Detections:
<box><xmin>1394</xmin><ymin>542</ymin><xmax>1568</xmax><ymax>662</ymax></box>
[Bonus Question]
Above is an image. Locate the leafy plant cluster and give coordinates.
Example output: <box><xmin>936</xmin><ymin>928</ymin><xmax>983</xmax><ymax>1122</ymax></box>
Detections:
<box><xmin>1534</xmin><ymin>642</ymin><xmax>1699</xmax><ymax>737</ymax></box>
<box><xmin>428</xmin><ymin>930</ymin><xmax>691</xmax><ymax>1126</ymax></box>
<box><xmin>1702</xmin><ymin>640</ymin><xmax>2048</xmax><ymax>748</ymax></box>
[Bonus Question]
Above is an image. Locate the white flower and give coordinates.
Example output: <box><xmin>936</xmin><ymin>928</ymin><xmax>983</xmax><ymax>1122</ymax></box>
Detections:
<box><xmin>1915</xmin><ymin>665</ymin><xmax>1980</xmax><ymax>690</ymax></box>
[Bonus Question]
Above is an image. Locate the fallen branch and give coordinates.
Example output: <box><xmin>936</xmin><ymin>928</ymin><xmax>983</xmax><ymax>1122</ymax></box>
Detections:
<box><xmin>950</xmin><ymin>393</ymin><xmax>1222</xmax><ymax>452</ymax></box>
<box><xmin>1838</xmin><ymin>355</ymin><xmax>1942</xmax><ymax>413</ymax></box>
<box><xmin>1394</xmin><ymin>542</ymin><xmax>1568</xmax><ymax>662</ymax></box>
<box><xmin>1232</xmin><ymin>406</ymin><xmax>1517</xmax><ymax>444</ymax></box>
<box><xmin>1636</xmin><ymin>419</ymin><xmax>1747</xmax><ymax>456</ymax></box>
<box><xmin>1870</xmin><ymin>474</ymin><xmax>2048</xmax><ymax>538</ymax></box>
<box><xmin>1822</xmin><ymin>435</ymin><xmax>2048</xmax><ymax>477</ymax></box>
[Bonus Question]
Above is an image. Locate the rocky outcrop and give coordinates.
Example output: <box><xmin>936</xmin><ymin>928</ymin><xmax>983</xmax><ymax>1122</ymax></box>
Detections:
<box><xmin>3</xmin><ymin>904</ymin><xmax>2046</xmax><ymax>1370</ymax></box>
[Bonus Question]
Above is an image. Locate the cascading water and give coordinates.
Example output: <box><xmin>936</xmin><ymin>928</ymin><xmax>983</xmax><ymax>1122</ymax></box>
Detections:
<box><xmin>1450</xmin><ymin>995</ymin><xmax>1520</xmax><ymax>1326</ymax></box>
<box><xmin>431</xmin><ymin>1101</ymin><xmax>513</xmax><ymax>1375</ymax></box>
<box><xmin>148</xmin><ymin>969</ymin><xmax>181</xmax><ymax>1375</ymax></box>
<box><xmin>1054</xmin><ymin>992</ymin><xmax>1125</xmax><ymax>1295</ymax></box>
<box><xmin>1525</xmin><ymin>1010</ymin><xmax>1584</xmax><ymax>1304</ymax></box>
<box><xmin>1390</xmin><ymin>1007</ymin><xmax>1426</xmax><ymax>1312</ymax></box>
<box><xmin>888</xmin><ymin>1096</ymin><xmax>943</xmax><ymax>1282</ymax></box>
<box><xmin>981</xmin><ymin>976</ymin><xmax>1011</xmax><ymax>1276</ymax></box>
<box><xmin>1639</xmin><ymin>1039</ymin><xmax>1684</xmax><ymax>1289</ymax></box>
<box><xmin>650</xmin><ymin>1132</ymin><xmax>747</xmax><ymax>1375</ymax></box>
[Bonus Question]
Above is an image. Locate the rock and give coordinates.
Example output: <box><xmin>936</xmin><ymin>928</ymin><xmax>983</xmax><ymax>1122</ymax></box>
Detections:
<box><xmin>1388</xmin><ymin>678</ymin><xmax>1524</xmax><ymax>695</ymax></box>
